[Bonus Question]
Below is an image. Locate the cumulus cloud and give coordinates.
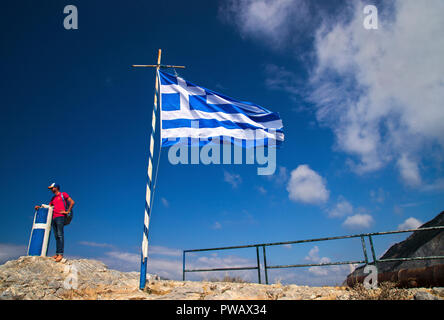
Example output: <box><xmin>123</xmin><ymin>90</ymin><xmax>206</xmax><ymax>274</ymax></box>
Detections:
<box><xmin>286</xmin><ymin>165</ymin><xmax>329</xmax><ymax>204</ymax></box>
<box><xmin>342</xmin><ymin>214</ymin><xmax>374</xmax><ymax>229</ymax></box>
<box><xmin>304</xmin><ymin>246</ymin><xmax>350</xmax><ymax>278</ymax></box>
<box><xmin>309</xmin><ymin>0</ymin><xmax>444</xmax><ymax>185</ymax></box>
<box><xmin>229</xmin><ymin>0</ymin><xmax>444</xmax><ymax>188</ymax></box>
<box><xmin>219</xmin><ymin>0</ymin><xmax>310</xmax><ymax>46</ymax></box>
<box><xmin>327</xmin><ymin>196</ymin><xmax>353</xmax><ymax>218</ymax></box>
<box><xmin>305</xmin><ymin>246</ymin><xmax>321</xmax><ymax>262</ymax></box>
<box><xmin>398</xmin><ymin>217</ymin><xmax>422</xmax><ymax>230</ymax></box>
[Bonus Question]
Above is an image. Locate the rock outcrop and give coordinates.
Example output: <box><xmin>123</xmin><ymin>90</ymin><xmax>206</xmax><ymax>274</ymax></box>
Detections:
<box><xmin>347</xmin><ymin>211</ymin><xmax>444</xmax><ymax>287</ymax></box>
<box><xmin>0</xmin><ymin>256</ymin><xmax>157</xmax><ymax>300</ymax></box>
<box><xmin>0</xmin><ymin>256</ymin><xmax>442</xmax><ymax>300</ymax></box>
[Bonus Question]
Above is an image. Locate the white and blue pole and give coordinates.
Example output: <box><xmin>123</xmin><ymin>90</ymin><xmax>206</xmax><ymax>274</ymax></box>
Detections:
<box><xmin>139</xmin><ymin>49</ymin><xmax>162</xmax><ymax>290</ymax></box>
<box><xmin>132</xmin><ymin>50</ymin><xmax>185</xmax><ymax>290</ymax></box>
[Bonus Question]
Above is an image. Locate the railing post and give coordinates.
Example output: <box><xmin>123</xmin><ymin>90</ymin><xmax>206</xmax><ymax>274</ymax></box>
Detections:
<box><xmin>368</xmin><ymin>235</ymin><xmax>377</xmax><ymax>265</ymax></box>
<box><xmin>256</xmin><ymin>246</ymin><xmax>261</xmax><ymax>284</ymax></box>
<box><xmin>182</xmin><ymin>251</ymin><xmax>186</xmax><ymax>281</ymax></box>
<box><xmin>360</xmin><ymin>236</ymin><xmax>369</xmax><ymax>265</ymax></box>
<box><xmin>263</xmin><ymin>245</ymin><xmax>269</xmax><ymax>285</ymax></box>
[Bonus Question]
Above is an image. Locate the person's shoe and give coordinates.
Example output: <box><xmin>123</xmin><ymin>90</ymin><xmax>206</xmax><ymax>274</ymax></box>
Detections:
<box><xmin>51</xmin><ymin>255</ymin><xmax>58</xmax><ymax>259</ymax></box>
<box><xmin>55</xmin><ymin>255</ymin><xmax>63</xmax><ymax>262</ymax></box>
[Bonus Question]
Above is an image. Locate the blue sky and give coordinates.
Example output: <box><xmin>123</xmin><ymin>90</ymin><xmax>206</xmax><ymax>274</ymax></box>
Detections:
<box><xmin>1</xmin><ymin>0</ymin><xmax>443</xmax><ymax>285</ymax></box>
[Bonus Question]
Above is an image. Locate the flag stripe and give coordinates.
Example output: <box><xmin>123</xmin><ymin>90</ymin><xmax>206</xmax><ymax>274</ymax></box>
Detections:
<box><xmin>162</xmin><ymin>118</ymin><xmax>284</xmax><ymax>132</ymax></box>
<box><xmin>162</xmin><ymin>127</ymin><xmax>284</xmax><ymax>141</ymax></box>
<box><xmin>162</xmin><ymin>110</ymin><xmax>282</xmax><ymax>129</ymax></box>
<box><xmin>161</xmin><ymin>137</ymin><xmax>283</xmax><ymax>147</ymax></box>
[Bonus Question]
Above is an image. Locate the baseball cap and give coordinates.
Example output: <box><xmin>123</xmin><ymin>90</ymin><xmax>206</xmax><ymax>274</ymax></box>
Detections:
<box><xmin>48</xmin><ymin>182</ymin><xmax>60</xmax><ymax>190</ymax></box>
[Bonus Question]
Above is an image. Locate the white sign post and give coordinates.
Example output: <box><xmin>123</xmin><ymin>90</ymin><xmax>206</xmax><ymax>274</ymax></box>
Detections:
<box><xmin>27</xmin><ymin>204</ymin><xmax>53</xmax><ymax>256</ymax></box>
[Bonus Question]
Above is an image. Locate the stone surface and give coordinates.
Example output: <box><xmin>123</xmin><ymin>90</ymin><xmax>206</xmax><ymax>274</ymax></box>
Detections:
<box><xmin>0</xmin><ymin>256</ymin><xmax>441</xmax><ymax>300</ymax></box>
<box><xmin>414</xmin><ymin>291</ymin><xmax>441</xmax><ymax>300</ymax></box>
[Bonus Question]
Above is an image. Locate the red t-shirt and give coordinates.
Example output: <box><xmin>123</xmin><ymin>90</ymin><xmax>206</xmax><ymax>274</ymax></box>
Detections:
<box><xmin>49</xmin><ymin>192</ymin><xmax>70</xmax><ymax>219</ymax></box>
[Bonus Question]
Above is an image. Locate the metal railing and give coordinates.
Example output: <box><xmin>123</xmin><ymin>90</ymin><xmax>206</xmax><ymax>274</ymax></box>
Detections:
<box><xmin>182</xmin><ymin>226</ymin><xmax>444</xmax><ymax>284</ymax></box>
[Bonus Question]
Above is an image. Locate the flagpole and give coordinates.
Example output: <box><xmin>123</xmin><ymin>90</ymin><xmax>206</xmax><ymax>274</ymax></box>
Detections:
<box><xmin>132</xmin><ymin>50</ymin><xmax>185</xmax><ymax>290</ymax></box>
<box><xmin>139</xmin><ymin>48</ymin><xmax>161</xmax><ymax>290</ymax></box>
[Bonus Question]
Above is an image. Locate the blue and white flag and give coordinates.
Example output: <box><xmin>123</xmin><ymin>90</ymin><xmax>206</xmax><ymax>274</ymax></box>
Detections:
<box><xmin>158</xmin><ymin>70</ymin><xmax>284</xmax><ymax>147</ymax></box>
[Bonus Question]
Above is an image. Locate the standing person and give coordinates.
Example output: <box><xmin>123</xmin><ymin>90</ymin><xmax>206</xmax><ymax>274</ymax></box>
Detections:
<box><xmin>35</xmin><ymin>183</ymin><xmax>75</xmax><ymax>262</ymax></box>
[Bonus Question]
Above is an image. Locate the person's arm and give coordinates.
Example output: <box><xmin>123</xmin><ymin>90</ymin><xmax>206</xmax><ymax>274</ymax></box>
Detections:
<box><xmin>59</xmin><ymin>193</ymin><xmax>74</xmax><ymax>214</ymax></box>
<box><xmin>66</xmin><ymin>197</ymin><xmax>75</xmax><ymax>213</ymax></box>
<box><xmin>35</xmin><ymin>199</ymin><xmax>53</xmax><ymax>210</ymax></box>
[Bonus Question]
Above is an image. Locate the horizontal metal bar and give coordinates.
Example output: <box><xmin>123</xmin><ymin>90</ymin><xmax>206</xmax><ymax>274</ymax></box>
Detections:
<box><xmin>267</xmin><ymin>260</ymin><xmax>366</xmax><ymax>269</ymax></box>
<box><xmin>377</xmin><ymin>256</ymin><xmax>444</xmax><ymax>263</ymax></box>
<box><xmin>361</xmin><ymin>226</ymin><xmax>444</xmax><ymax>237</ymax></box>
<box><xmin>185</xmin><ymin>244</ymin><xmax>260</xmax><ymax>253</ymax></box>
<box><xmin>184</xmin><ymin>266</ymin><xmax>258</xmax><ymax>273</ymax></box>
<box><xmin>184</xmin><ymin>226</ymin><xmax>444</xmax><ymax>253</ymax></box>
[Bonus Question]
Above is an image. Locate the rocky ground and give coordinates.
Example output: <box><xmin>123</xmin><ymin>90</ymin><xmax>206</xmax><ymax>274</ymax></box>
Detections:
<box><xmin>0</xmin><ymin>256</ymin><xmax>443</xmax><ymax>300</ymax></box>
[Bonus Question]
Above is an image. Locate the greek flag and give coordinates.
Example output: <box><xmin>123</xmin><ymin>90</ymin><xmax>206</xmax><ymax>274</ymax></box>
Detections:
<box><xmin>158</xmin><ymin>70</ymin><xmax>284</xmax><ymax>147</ymax></box>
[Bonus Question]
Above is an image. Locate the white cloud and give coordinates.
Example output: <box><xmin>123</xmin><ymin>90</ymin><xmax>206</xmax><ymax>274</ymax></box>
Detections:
<box><xmin>303</xmin><ymin>246</ymin><xmax>350</xmax><ymax>278</ymax></box>
<box><xmin>78</xmin><ymin>241</ymin><xmax>114</xmax><ymax>248</ymax></box>
<box><xmin>101</xmin><ymin>251</ymin><xmax>140</xmax><ymax>272</ymax></box>
<box><xmin>105</xmin><ymin>251</ymin><xmax>139</xmax><ymax>265</ymax></box>
<box><xmin>308</xmin><ymin>264</ymin><xmax>329</xmax><ymax>276</ymax></box>
<box><xmin>149</xmin><ymin>246</ymin><xmax>182</xmax><ymax>257</ymax></box>
<box><xmin>398</xmin><ymin>217</ymin><xmax>422</xmax><ymax>230</ymax></box>
<box><xmin>342</xmin><ymin>213</ymin><xmax>374</xmax><ymax>229</ymax></box>
<box><xmin>186</xmin><ymin>254</ymin><xmax>258</xmax><ymax>282</ymax></box>
<box><xmin>219</xmin><ymin>0</ymin><xmax>310</xmax><ymax>46</ymax></box>
<box><xmin>305</xmin><ymin>245</ymin><xmax>321</xmax><ymax>262</ymax></box>
<box><xmin>286</xmin><ymin>165</ymin><xmax>329</xmax><ymax>204</ymax></box>
<box><xmin>397</xmin><ymin>154</ymin><xmax>421</xmax><ymax>186</ymax></box>
<box><xmin>223</xmin><ymin>171</ymin><xmax>242</xmax><ymax>188</ymax></box>
<box><xmin>146</xmin><ymin>258</ymin><xmax>183</xmax><ymax>280</ymax></box>
<box><xmin>239</xmin><ymin>0</ymin><xmax>444</xmax><ymax>188</ymax></box>
<box><xmin>309</xmin><ymin>0</ymin><xmax>444</xmax><ymax>185</ymax></box>
<box><xmin>327</xmin><ymin>196</ymin><xmax>353</xmax><ymax>218</ymax></box>
<box><xmin>0</xmin><ymin>243</ymin><xmax>26</xmax><ymax>264</ymax></box>
<box><xmin>102</xmin><ymin>249</ymin><xmax>183</xmax><ymax>279</ymax></box>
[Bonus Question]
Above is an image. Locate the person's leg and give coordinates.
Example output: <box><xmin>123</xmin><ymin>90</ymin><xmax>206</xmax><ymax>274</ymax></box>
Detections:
<box><xmin>51</xmin><ymin>220</ymin><xmax>58</xmax><ymax>259</ymax></box>
<box><xmin>54</xmin><ymin>217</ymin><xmax>65</xmax><ymax>256</ymax></box>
